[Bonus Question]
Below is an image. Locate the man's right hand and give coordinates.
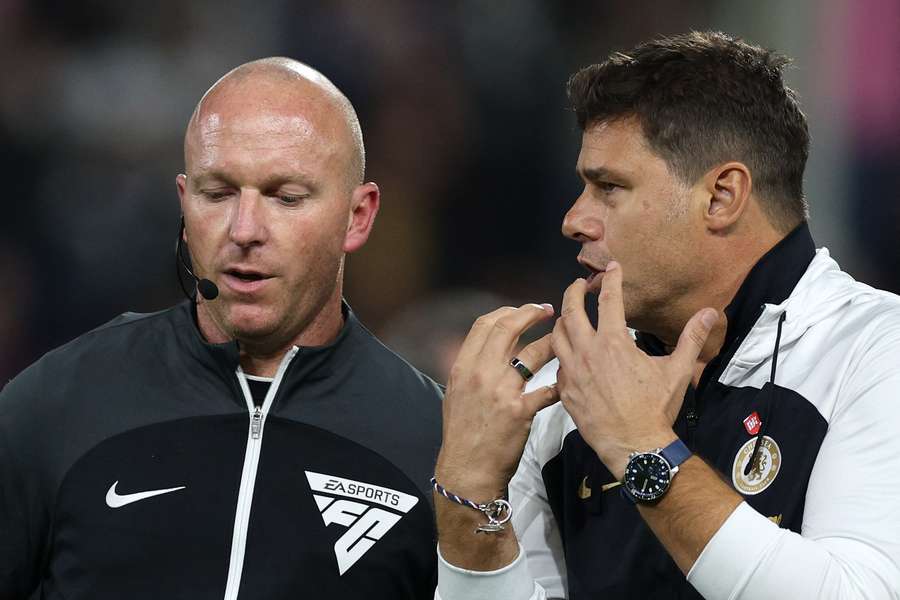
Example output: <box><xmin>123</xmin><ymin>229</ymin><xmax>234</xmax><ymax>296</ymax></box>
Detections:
<box><xmin>434</xmin><ymin>303</ymin><xmax>559</xmax><ymax>570</ymax></box>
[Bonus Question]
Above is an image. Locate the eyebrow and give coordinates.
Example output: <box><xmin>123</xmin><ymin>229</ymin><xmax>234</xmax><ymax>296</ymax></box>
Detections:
<box><xmin>191</xmin><ymin>170</ymin><xmax>318</xmax><ymax>190</ymax></box>
<box><xmin>577</xmin><ymin>166</ymin><xmax>629</xmax><ymax>184</ymax></box>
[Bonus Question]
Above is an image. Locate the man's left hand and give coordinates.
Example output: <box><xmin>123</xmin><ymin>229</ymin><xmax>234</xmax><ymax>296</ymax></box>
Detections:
<box><xmin>551</xmin><ymin>261</ymin><xmax>718</xmax><ymax>479</ymax></box>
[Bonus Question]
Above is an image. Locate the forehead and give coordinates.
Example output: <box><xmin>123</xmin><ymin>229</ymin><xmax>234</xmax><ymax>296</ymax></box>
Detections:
<box><xmin>576</xmin><ymin>118</ymin><xmax>664</xmax><ymax>176</ymax></box>
<box><xmin>189</xmin><ymin>108</ymin><xmax>340</xmax><ymax>179</ymax></box>
<box><xmin>197</xmin><ymin>110</ymin><xmax>317</xmax><ymax>140</ymax></box>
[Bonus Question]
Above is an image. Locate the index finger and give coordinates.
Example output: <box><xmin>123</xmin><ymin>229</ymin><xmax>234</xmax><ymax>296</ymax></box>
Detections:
<box><xmin>559</xmin><ymin>278</ymin><xmax>593</xmax><ymax>332</ymax></box>
<box><xmin>597</xmin><ymin>261</ymin><xmax>627</xmax><ymax>335</ymax></box>
<box><xmin>453</xmin><ymin>306</ymin><xmax>517</xmax><ymax>367</ymax></box>
<box><xmin>481</xmin><ymin>302</ymin><xmax>556</xmax><ymax>361</ymax></box>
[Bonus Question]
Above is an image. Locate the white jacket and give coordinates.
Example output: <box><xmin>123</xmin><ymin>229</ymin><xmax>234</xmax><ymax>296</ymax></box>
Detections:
<box><xmin>438</xmin><ymin>248</ymin><xmax>900</xmax><ymax>599</ymax></box>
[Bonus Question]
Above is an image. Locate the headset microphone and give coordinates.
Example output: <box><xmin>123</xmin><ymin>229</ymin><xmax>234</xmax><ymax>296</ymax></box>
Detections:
<box><xmin>176</xmin><ymin>218</ymin><xmax>220</xmax><ymax>301</ymax></box>
<box><xmin>195</xmin><ymin>277</ymin><xmax>219</xmax><ymax>301</ymax></box>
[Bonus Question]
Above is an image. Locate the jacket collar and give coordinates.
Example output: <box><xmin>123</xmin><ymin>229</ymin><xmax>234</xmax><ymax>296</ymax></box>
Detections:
<box><xmin>718</xmin><ymin>222</ymin><xmax>815</xmax><ymax>354</ymax></box>
<box><xmin>173</xmin><ymin>299</ymin><xmax>360</xmax><ymax>385</ymax></box>
<box><xmin>722</xmin><ymin>244</ymin><xmax>864</xmax><ymax>375</ymax></box>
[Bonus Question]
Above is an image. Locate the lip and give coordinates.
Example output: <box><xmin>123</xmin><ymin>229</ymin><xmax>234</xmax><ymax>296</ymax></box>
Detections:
<box><xmin>220</xmin><ymin>266</ymin><xmax>275</xmax><ymax>295</ymax></box>
<box><xmin>577</xmin><ymin>258</ymin><xmax>607</xmax><ymax>285</ymax></box>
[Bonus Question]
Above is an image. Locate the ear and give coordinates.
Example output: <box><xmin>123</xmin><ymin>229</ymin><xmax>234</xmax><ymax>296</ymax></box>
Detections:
<box><xmin>701</xmin><ymin>162</ymin><xmax>752</xmax><ymax>232</ymax></box>
<box><xmin>343</xmin><ymin>182</ymin><xmax>380</xmax><ymax>253</ymax></box>
<box><xmin>176</xmin><ymin>174</ymin><xmax>189</xmax><ymax>242</ymax></box>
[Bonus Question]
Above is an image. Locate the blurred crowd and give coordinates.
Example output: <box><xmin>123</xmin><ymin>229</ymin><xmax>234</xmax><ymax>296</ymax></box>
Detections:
<box><xmin>2</xmin><ymin>0</ymin><xmax>897</xmax><ymax>384</ymax></box>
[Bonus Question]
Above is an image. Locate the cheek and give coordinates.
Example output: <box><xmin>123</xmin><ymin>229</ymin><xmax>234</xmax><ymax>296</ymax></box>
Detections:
<box><xmin>281</xmin><ymin>219</ymin><xmax>345</xmax><ymax>275</ymax></box>
<box><xmin>183</xmin><ymin>223</ymin><xmax>219</xmax><ymax>266</ymax></box>
<box><xmin>184</xmin><ymin>203</ymin><xmax>233</xmax><ymax>255</ymax></box>
<box><xmin>608</xmin><ymin>220</ymin><xmax>672</xmax><ymax>299</ymax></box>
<box><xmin>606</xmin><ymin>214</ymin><xmax>654</xmax><ymax>268</ymax></box>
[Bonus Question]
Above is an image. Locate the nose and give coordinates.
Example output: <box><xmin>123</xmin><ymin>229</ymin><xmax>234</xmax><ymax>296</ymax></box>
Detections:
<box><xmin>229</xmin><ymin>188</ymin><xmax>268</xmax><ymax>248</ymax></box>
<box><xmin>561</xmin><ymin>189</ymin><xmax>605</xmax><ymax>242</ymax></box>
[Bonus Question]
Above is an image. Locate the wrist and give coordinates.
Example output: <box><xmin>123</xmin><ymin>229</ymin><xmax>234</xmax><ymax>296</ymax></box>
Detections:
<box><xmin>596</xmin><ymin>430</ymin><xmax>679</xmax><ymax>480</ymax></box>
<box><xmin>433</xmin><ymin>461</ymin><xmax>509</xmax><ymax>504</ymax></box>
<box><xmin>433</xmin><ymin>473</ymin><xmax>519</xmax><ymax>572</ymax></box>
<box><xmin>620</xmin><ymin>438</ymin><xmax>692</xmax><ymax>505</ymax></box>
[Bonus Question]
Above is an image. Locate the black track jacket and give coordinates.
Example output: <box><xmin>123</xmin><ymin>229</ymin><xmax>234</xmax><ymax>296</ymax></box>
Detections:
<box><xmin>0</xmin><ymin>301</ymin><xmax>443</xmax><ymax>599</ymax></box>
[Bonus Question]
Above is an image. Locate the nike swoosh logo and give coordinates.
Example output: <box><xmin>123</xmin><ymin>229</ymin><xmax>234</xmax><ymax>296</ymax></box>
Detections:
<box><xmin>600</xmin><ymin>481</ymin><xmax>622</xmax><ymax>493</ymax></box>
<box><xmin>578</xmin><ymin>476</ymin><xmax>592</xmax><ymax>500</ymax></box>
<box><xmin>105</xmin><ymin>481</ymin><xmax>186</xmax><ymax>508</ymax></box>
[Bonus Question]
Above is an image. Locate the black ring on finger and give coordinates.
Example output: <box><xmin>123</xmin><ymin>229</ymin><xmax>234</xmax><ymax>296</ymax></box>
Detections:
<box><xmin>509</xmin><ymin>357</ymin><xmax>534</xmax><ymax>381</ymax></box>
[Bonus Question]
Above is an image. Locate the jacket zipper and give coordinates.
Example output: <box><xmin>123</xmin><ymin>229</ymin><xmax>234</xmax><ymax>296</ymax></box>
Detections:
<box><xmin>685</xmin><ymin>396</ymin><xmax>699</xmax><ymax>447</ymax></box>
<box><xmin>250</xmin><ymin>407</ymin><xmax>263</xmax><ymax>439</ymax></box>
<box><xmin>222</xmin><ymin>346</ymin><xmax>299</xmax><ymax>600</ymax></box>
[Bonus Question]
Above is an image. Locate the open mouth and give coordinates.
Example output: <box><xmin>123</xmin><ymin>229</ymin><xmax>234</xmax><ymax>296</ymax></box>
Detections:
<box><xmin>227</xmin><ymin>270</ymin><xmax>267</xmax><ymax>282</ymax></box>
<box><xmin>222</xmin><ymin>268</ymin><xmax>274</xmax><ymax>291</ymax></box>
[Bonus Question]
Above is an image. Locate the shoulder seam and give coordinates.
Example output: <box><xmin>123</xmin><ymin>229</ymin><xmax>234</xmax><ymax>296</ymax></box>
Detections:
<box><xmin>80</xmin><ymin>306</ymin><xmax>178</xmax><ymax>340</ymax></box>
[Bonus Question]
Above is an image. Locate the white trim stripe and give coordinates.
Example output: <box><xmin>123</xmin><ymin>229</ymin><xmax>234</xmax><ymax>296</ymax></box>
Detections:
<box><xmin>222</xmin><ymin>346</ymin><xmax>299</xmax><ymax>600</ymax></box>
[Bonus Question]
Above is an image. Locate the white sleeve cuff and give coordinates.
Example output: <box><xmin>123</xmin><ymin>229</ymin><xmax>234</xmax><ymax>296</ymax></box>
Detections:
<box><xmin>687</xmin><ymin>501</ymin><xmax>785</xmax><ymax>599</ymax></box>
<box><xmin>437</xmin><ymin>543</ymin><xmax>540</xmax><ymax>600</ymax></box>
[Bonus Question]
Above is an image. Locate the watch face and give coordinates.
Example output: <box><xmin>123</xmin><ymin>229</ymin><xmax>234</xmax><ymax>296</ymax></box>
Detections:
<box><xmin>624</xmin><ymin>452</ymin><xmax>672</xmax><ymax>502</ymax></box>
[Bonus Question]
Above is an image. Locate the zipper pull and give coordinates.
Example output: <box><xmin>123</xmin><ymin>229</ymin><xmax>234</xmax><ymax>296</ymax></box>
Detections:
<box><xmin>251</xmin><ymin>407</ymin><xmax>263</xmax><ymax>439</ymax></box>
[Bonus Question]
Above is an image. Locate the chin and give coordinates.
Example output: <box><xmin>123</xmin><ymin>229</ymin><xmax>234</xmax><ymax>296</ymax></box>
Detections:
<box><xmin>223</xmin><ymin>304</ymin><xmax>282</xmax><ymax>341</ymax></box>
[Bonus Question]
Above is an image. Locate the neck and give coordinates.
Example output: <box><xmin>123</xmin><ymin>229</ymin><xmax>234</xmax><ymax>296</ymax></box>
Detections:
<box><xmin>239</xmin><ymin>308</ymin><xmax>344</xmax><ymax>377</ymax></box>
<box><xmin>655</xmin><ymin>225</ymin><xmax>788</xmax><ymax>382</ymax></box>
<box><xmin>195</xmin><ymin>292</ymin><xmax>345</xmax><ymax>378</ymax></box>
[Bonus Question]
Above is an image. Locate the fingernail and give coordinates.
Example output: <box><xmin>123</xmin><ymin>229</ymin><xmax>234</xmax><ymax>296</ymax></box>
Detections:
<box><xmin>527</xmin><ymin>302</ymin><xmax>555</xmax><ymax>314</ymax></box>
<box><xmin>606</xmin><ymin>261</ymin><xmax>619</xmax><ymax>271</ymax></box>
<box><xmin>701</xmin><ymin>309</ymin><xmax>718</xmax><ymax>329</ymax></box>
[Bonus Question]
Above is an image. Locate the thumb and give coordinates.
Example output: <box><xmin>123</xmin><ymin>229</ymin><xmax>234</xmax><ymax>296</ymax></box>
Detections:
<box><xmin>669</xmin><ymin>308</ymin><xmax>718</xmax><ymax>373</ymax></box>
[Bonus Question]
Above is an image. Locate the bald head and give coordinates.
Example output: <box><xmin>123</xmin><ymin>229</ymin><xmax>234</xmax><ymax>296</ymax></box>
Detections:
<box><xmin>184</xmin><ymin>57</ymin><xmax>365</xmax><ymax>186</ymax></box>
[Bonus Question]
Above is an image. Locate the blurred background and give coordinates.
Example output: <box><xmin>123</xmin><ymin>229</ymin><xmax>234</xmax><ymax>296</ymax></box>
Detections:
<box><xmin>2</xmin><ymin>0</ymin><xmax>898</xmax><ymax>384</ymax></box>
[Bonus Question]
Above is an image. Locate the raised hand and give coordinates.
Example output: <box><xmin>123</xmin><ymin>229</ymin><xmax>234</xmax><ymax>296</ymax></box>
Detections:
<box><xmin>551</xmin><ymin>261</ymin><xmax>718</xmax><ymax>479</ymax></box>
<box><xmin>435</xmin><ymin>303</ymin><xmax>559</xmax><ymax>502</ymax></box>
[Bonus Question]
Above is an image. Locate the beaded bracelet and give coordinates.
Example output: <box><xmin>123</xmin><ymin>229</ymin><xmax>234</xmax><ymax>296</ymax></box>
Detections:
<box><xmin>430</xmin><ymin>477</ymin><xmax>512</xmax><ymax>533</ymax></box>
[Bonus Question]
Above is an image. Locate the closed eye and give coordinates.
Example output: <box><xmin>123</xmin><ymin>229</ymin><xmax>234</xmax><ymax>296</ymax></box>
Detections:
<box><xmin>201</xmin><ymin>189</ymin><xmax>235</xmax><ymax>201</ymax></box>
<box><xmin>277</xmin><ymin>194</ymin><xmax>309</xmax><ymax>206</ymax></box>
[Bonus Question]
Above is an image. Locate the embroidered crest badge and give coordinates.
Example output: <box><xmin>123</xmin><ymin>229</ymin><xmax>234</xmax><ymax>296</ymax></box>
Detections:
<box><xmin>732</xmin><ymin>436</ymin><xmax>782</xmax><ymax>495</ymax></box>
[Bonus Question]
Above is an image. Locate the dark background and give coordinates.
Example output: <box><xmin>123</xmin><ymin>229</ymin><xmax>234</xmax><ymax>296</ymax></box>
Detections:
<box><xmin>2</xmin><ymin>0</ymin><xmax>898</xmax><ymax>383</ymax></box>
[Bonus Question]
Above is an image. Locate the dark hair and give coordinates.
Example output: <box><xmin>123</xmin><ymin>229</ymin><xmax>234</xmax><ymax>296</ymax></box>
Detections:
<box><xmin>567</xmin><ymin>31</ymin><xmax>809</xmax><ymax>229</ymax></box>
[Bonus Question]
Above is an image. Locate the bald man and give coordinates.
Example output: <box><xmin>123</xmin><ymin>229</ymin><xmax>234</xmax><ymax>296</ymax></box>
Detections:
<box><xmin>0</xmin><ymin>58</ymin><xmax>442</xmax><ymax>599</ymax></box>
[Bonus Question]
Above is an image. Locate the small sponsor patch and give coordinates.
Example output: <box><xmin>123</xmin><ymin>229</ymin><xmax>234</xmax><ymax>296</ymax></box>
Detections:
<box><xmin>732</xmin><ymin>436</ymin><xmax>782</xmax><ymax>495</ymax></box>
<box><xmin>743</xmin><ymin>412</ymin><xmax>762</xmax><ymax>435</ymax></box>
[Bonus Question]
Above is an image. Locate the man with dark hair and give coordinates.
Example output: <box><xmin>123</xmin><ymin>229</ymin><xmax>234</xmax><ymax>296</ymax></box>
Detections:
<box><xmin>567</xmin><ymin>30</ymin><xmax>810</xmax><ymax>230</ymax></box>
<box><xmin>434</xmin><ymin>31</ymin><xmax>900</xmax><ymax>599</ymax></box>
<box><xmin>0</xmin><ymin>58</ymin><xmax>442</xmax><ymax>599</ymax></box>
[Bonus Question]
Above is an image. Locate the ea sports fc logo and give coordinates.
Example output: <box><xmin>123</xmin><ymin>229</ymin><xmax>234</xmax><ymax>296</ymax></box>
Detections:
<box><xmin>305</xmin><ymin>471</ymin><xmax>419</xmax><ymax>575</ymax></box>
<box><xmin>732</xmin><ymin>436</ymin><xmax>782</xmax><ymax>495</ymax></box>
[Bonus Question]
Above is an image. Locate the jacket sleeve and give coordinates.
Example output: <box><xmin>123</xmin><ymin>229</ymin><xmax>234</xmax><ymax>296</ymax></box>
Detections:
<box><xmin>688</xmin><ymin>318</ymin><xmax>900</xmax><ymax>599</ymax></box>
<box><xmin>435</xmin><ymin>544</ymin><xmax>548</xmax><ymax>600</ymax></box>
<box><xmin>0</xmin><ymin>368</ymin><xmax>52</xmax><ymax>599</ymax></box>
<box><xmin>508</xmin><ymin>418</ymin><xmax>567</xmax><ymax>598</ymax></box>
